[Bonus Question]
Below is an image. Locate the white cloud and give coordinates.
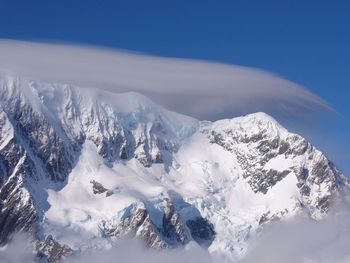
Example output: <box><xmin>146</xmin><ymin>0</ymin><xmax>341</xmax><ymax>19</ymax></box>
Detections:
<box><xmin>0</xmin><ymin>233</ymin><xmax>35</xmax><ymax>263</ymax></box>
<box><xmin>2</xmin><ymin>206</ymin><xmax>350</xmax><ymax>263</ymax></box>
<box><xmin>67</xmin><ymin>240</ymin><xmax>212</xmax><ymax>263</ymax></box>
<box><xmin>238</xmin><ymin>202</ymin><xmax>350</xmax><ymax>263</ymax></box>
<box><xmin>0</xmin><ymin>40</ymin><xmax>332</xmax><ymax>120</ymax></box>
<box><xmin>0</xmin><ymin>236</ymin><xmax>212</xmax><ymax>263</ymax></box>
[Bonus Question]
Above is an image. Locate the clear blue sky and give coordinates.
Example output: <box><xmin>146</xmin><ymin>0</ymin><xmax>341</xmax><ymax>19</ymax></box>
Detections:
<box><xmin>0</xmin><ymin>0</ymin><xmax>349</xmax><ymax>174</ymax></box>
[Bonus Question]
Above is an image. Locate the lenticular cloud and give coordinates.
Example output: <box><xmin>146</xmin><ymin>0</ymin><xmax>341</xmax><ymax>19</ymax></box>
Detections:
<box><xmin>0</xmin><ymin>40</ymin><xmax>331</xmax><ymax>120</ymax></box>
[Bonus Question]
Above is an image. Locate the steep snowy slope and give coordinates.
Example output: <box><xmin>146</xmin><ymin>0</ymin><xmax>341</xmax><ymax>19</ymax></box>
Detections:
<box><xmin>0</xmin><ymin>75</ymin><xmax>348</xmax><ymax>262</ymax></box>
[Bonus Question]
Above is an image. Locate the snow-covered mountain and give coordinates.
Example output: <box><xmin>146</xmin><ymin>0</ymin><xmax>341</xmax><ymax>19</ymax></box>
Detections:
<box><xmin>0</xmin><ymin>74</ymin><xmax>348</xmax><ymax>262</ymax></box>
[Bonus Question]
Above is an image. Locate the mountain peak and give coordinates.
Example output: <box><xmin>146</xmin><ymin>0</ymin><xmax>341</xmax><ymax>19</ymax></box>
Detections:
<box><xmin>0</xmin><ymin>74</ymin><xmax>348</xmax><ymax>262</ymax></box>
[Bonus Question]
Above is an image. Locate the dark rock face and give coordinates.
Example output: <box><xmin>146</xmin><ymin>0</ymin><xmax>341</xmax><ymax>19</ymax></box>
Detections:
<box><xmin>36</xmin><ymin>235</ymin><xmax>73</xmax><ymax>262</ymax></box>
<box><xmin>207</xmin><ymin>127</ymin><xmax>295</xmax><ymax>194</ymax></box>
<box><xmin>1</xmin><ymin>101</ymin><xmax>79</xmax><ymax>183</ymax></box>
<box><xmin>101</xmin><ymin>196</ymin><xmax>215</xmax><ymax>249</ymax></box>
<box><xmin>0</xmin><ymin>112</ymin><xmax>38</xmax><ymax>244</ymax></box>
<box><xmin>78</xmin><ymin>95</ymin><xmax>180</xmax><ymax>169</ymax></box>
<box><xmin>0</xmin><ymin>176</ymin><xmax>37</xmax><ymax>245</ymax></box>
<box><xmin>103</xmin><ymin>207</ymin><xmax>168</xmax><ymax>249</ymax></box>
<box><xmin>0</xmin><ymin>85</ymin><xmax>81</xmax><ymax>246</ymax></box>
<box><xmin>258</xmin><ymin>209</ymin><xmax>290</xmax><ymax>225</ymax></box>
<box><xmin>136</xmin><ymin>211</ymin><xmax>168</xmax><ymax>249</ymax></box>
<box><xmin>0</xmin><ymin>78</ymin><xmax>181</xmax><ymax>249</ymax></box>
<box><xmin>162</xmin><ymin>197</ymin><xmax>191</xmax><ymax>245</ymax></box>
<box><xmin>205</xmin><ymin>114</ymin><xmax>348</xmax><ymax>218</ymax></box>
<box><xmin>90</xmin><ymin>180</ymin><xmax>113</xmax><ymax>196</ymax></box>
<box><xmin>186</xmin><ymin>217</ymin><xmax>215</xmax><ymax>246</ymax></box>
<box><xmin>295</xmin><ymin>155</ymin><xmax>345</xmax><ymax>214</ymax></box>
<box><xmin>91</xmin><ymin>180</ymin><xmax>108</xmax><ymax>194</ymax></box>
<box><xmin>246</xmin><ymin>169</ymin><xmax>291</xmax><ymax>194</ymax></box>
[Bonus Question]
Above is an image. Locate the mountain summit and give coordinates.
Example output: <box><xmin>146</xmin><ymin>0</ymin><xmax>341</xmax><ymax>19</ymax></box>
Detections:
<box><xmin>0</xmin><ymin>75</ymin><xmax>348</xmax><ymax>262</ymax></box>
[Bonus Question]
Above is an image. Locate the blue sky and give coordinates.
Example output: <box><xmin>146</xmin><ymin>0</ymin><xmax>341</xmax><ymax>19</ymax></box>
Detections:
<box><xmin>0</xmin><ymin>0</ymin><xmax>349</xmax><ymax>174</ymax></box>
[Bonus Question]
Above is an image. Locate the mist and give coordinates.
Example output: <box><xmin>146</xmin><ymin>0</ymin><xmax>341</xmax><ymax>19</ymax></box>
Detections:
<box><xmin>0</xmin><ymin>40</ymin><xmax>331</xmax><ymax>121</ymax></box>
<box><xmin>0</xmin><ymin>233</ymin><xmax>36</xmax><ymax>263</ymax></box>
<box><xmin>0</xmin><ymin>236</ymin><xmax>212</xmax><ymax>263</ymax></box>
<box><xmin>238</xmin><ymin>202</ymin><xmax>350</xmax><ymax>263</ymax></box>
<box><xmin>67</xmin><ymin>240</ymin><xmax>212</xmax><ymax>263</ymax></box>
<box><xmin>2</xmin><ymin>203</ymin><xmax>350</xmax><ymax>263</ymax></box>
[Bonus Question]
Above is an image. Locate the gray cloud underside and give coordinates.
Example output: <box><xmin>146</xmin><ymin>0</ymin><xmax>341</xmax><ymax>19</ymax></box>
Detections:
<box><xmin>0</xmin><ymin>40</ymin><xmax>331</xmax><ymax>120</ymax></box>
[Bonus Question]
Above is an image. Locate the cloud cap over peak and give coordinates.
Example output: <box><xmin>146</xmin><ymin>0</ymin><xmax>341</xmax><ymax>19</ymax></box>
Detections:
<box><xmin>0</xmin><ymin>40</ymin><xmax>331</xmax><ymax>120</ymax></box>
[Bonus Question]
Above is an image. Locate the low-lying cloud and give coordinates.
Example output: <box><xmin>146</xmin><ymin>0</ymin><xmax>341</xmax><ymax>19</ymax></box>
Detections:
<box><xmin>0</xmin><ymin>39</ymin><xmax>331</xmax><ymax>120</ymax></box>
<box><xmin>238</xmin><ymin>202</ymin><xmax>350</xmax><ymax>263</ymax></box>
<box><xmin>0</xmin><ymin>233</ymin><xmax>36</xmax><ymax>263</ymax></box>
<box><xmin>2</xmin><ymin>205</ymin><xmax>350</xmax><ymax>263</ymax></box>
<box><xmin>0</xmin><ymin>235</ymin><xmax>211</xmax><ymax>263</ymax></box>
<box><xmin>67</xmin><ymin>240</ymin><xmax>211</xmax><ymax>263</ymax></box>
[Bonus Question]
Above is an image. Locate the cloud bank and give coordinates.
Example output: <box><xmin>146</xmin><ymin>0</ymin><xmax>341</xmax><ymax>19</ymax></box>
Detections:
<box><xmin>2</xmin><ymin>205</ymin><xmax>350</xmax><ymax>263</ymax></box>
<box><xmin>67</xmin><ymin>240</ymin><xmax>211</xmax><ymax>263</ymax></box>
<box><xmin>0</xmin><ymin>233</ymin><xmax>35</xmax><ymax>263</ymax></box>
<box><xmin>0</xmin><ymin>40</ymin><xmax>331</xmax><ymax>120</ymax></box>
<box><xmin>0</xmin><ymin>236</ymin><xmax>211</xmax><ymax>263</ymax></box>
<box><xmin>237</xmin><ymin>210</ymin><xmax>350</xmax><ymax>263</ymax></box>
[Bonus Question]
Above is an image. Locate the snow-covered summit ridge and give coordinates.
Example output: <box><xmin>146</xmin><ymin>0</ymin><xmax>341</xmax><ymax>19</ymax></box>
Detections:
<box><xmin>0</xmin><ymin>74</ymin><xmax>199</xmax><ymax>139</ymax></box>
<box><xmin>208</xmin><ymin>111</ymin><xmax>288</xmax><ymax>139</ymax></box>
<box><xmin>0</xmin><ymin>74</ymin><xmax>289</xmax><ymax>141</ymax></box>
